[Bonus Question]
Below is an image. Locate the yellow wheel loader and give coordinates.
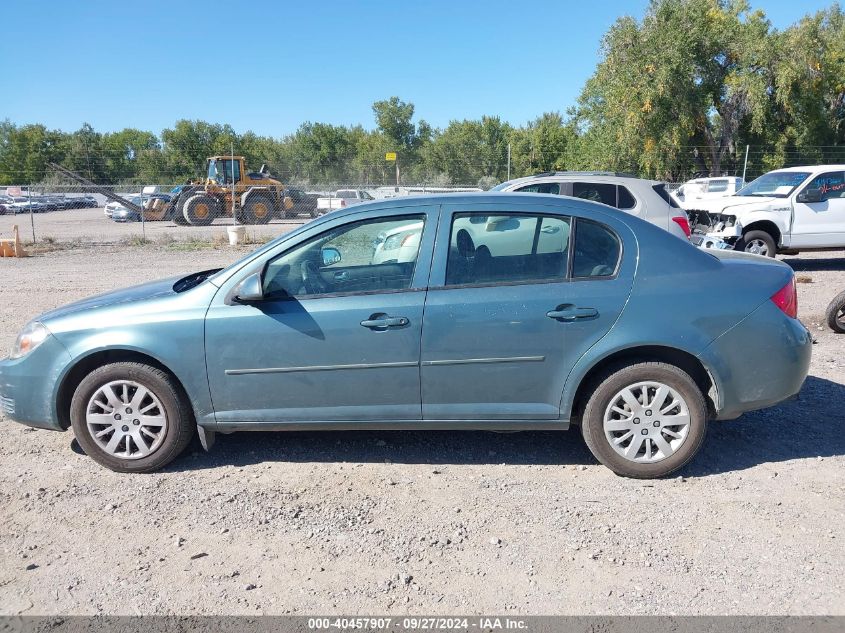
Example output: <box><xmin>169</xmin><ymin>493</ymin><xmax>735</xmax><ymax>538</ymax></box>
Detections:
<box><xmin>171</xmin><ymin>156</ymin><xmax>293</xmax><ymax>226</ymax></box>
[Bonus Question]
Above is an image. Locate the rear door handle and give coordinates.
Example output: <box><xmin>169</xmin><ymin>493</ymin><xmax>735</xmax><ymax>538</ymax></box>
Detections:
<box><xmin>360</xmin><ymin>315</ymin><xmax>410</xmax><ymax>330</ymax></box>
<box><xmin>546</xmin><ymin>305</ymin><xmax>599</xmax><ymax>321</ymax></box>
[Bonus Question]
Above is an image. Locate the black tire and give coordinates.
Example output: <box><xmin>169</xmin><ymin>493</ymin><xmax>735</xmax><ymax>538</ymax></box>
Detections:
<box><xmin>241</xmin><ymin>194</ymin><xmax>275</xmax><ymax>225</ymax></box>
<box><xmin>182</xmin><ymin>194</ymin><xmax>219</xmax><ymax>226</ymax></box>
<box><xmin>70</xmin><ymin>362</ymin><xmax>195</xmax><ymax>473</ymax></box>
<box><xmin>737</xmin><ymin>230</ymin><xmax>777</xmax><ymax>257</ymax></box>
<box><xmin>826</xmin><ymin>290</ymin><xmax>845</xmax><ymax>334</ymax></box>
<box><xmin>580</xmin><ymin>362</ymin><xmax>708</xmax><ymax>479</ymax></box>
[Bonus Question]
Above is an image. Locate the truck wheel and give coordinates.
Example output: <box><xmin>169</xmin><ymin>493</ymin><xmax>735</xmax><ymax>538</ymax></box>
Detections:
<box><xmin>241</xmin><ymin>195</ymin><xmax>274</xmax><ymax>224</ymax></box>
<box><xmin>182</xmin><ymin>194</ymin><xmax>219</xmax><ymax>226</ymax></box>
<box><xmin>737</xmin><ymin>230</ymin><xmax>776</xmax><ymax>257</ymax></box>
<box><xmin>826</xmin><ymin>290</ymin><xmax>845</xmax><ymax>334</ymax></box>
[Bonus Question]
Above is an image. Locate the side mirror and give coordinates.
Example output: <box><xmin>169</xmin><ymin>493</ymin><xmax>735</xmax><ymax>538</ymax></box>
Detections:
<box><xmin>235</xmin><ymin>272</ymin><xmax>264</xmax><ymax>302</ymax></box>
<box><xmin>797</xmin><ymin>188</ymin><xmax>823</xmax><ymax>203</ymax></box>
<box><xmin>321</xmin><ymin>247</ymin><xmax>341</xmax><ymax>266</ymax></box>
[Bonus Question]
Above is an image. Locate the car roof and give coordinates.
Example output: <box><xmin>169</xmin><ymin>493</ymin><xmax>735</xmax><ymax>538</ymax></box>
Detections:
<box><xmin>495</xmin><ymin>172</ymin><xmax>661</xmax><ymax>189</ymax></box>
<box><xmin>316</xmin><ymin>191</ymin><xmax>629</xmax><ymax>221</ymax></box>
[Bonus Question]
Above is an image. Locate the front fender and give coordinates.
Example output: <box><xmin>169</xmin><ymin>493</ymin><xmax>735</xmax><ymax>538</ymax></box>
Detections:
<box><xmin>45</xmin><ymin>284</ymin><xmax>219</xmax><ymax>427</ymax></box>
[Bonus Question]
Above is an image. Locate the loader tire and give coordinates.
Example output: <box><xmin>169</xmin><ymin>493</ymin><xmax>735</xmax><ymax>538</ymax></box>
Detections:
<box><xmin>182</xmin><ymin>194</ymin><xmax>219</xmax><ymax>226</ymax></box>
<box><xmin>241</xmin><ymin>194</ymin><xmax>274</xmax><ymax>225</ymax></box>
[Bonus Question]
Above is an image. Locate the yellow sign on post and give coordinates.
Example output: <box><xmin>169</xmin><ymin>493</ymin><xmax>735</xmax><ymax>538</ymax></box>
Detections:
<box><xmin>385</xmin><ymin>152</ymin><xmax>397</xmax><ymax>161</ymax></box>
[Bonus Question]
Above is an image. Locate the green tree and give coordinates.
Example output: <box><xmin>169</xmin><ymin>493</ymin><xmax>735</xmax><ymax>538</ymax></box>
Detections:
<box><xmin>772</xmin><ymin>5</ymin><xmax>845</xmax><ymax>166</ymax></box>
<box><xmin>0</xmin><ymin>123</ymin><xmax>66</xmax><ymax>184</ymax></box>
<box><xmin>372</xmin><ymin>97</ymin><xmax>430</xmax><ymax>183</ymax></box>
<box><xmin>572</xmin><ymin>0</ymin><xmax>777</xmax><ymax>179</ymax></box>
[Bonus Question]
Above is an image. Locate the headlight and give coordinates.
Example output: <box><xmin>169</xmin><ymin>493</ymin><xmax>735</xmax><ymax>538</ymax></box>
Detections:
<box><xmin>10</xmin><ymin>322</ymin><xmax>50</xmax><ymax>359</ymax></box>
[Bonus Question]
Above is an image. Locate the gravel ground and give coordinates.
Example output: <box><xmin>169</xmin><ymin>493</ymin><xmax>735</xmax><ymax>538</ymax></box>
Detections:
<box><xmin>0</xmin><ymin>239</ymin><xmax>843</xmax><ymax>616</ymax></box>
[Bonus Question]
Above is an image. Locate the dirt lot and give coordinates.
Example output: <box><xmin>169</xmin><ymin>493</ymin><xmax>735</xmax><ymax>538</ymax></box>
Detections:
<box><xmin>0</xmin><ymin>233</ymin><xmax>843</xmax><ymax>616</ymax></box>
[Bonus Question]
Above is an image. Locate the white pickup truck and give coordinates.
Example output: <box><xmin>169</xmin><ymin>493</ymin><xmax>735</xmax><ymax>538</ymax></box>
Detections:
<box><xmin>316</xmin><ymin>189</ymin><xmax>374</xmax><ymax>215</ymax></box>
<box><xmin>692</xmin><ymin>165</ymin><xmax>845</xmax><ymax>257</ymax></box>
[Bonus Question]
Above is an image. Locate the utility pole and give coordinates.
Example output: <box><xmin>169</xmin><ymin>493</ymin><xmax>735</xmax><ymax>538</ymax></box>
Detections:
<box><xmin>507</xmin><ymin>143</ymin><xmax>511</xmax><ymax>180</ymax></box>
<box><xmin>742</xmin><ymin>145</ymin><xmax>750</xmax><ymax>183</ymax></box>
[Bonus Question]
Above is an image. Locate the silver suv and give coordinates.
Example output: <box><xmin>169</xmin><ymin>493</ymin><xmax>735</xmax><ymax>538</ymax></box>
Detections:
<box><xmin>493</xmin><ymin>171</ymin><xmax>691</xmax><ymax>240</ymax></box>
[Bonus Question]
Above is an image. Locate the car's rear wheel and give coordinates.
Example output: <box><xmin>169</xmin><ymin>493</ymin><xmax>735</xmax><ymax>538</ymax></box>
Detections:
<box><xmin>738</xmin><ymin>230</ymin><xmax>776</xmax><ymax>257</ymax></box>
<box><xmin>580</xmin><ymin>362</ymin><xmax>708</xmax><ymax>478</ymax></box>
<box><xmin>70</xmin><ymin>362</ymin><xmax>194</xmax><ymax>473</ymax></box>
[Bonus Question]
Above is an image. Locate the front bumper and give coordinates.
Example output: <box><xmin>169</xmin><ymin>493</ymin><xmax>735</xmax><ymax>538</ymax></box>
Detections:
<box><xmin>0</xmin><ymin>334</ymin><xmax>72</xmax><ymax>431</ymax></box>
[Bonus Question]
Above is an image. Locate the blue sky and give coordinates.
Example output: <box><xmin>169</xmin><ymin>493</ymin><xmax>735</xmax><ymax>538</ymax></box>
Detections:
<box><xmin>0</xmin><ymin>0</ymin><xmax>835</xmax><ymax>137</ymax></box>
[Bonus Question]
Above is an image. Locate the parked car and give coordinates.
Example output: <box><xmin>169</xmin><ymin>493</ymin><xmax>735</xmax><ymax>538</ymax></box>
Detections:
<box><xmin>7</xmin><ymin>197</ymin><xmax>47</xmax><ymax>213</ymax></box>
<box><xmin>316</xmin><ymin>189</ymin><xmax>375</xmax><ymax>214</ymax></box>
<box><xmin>695</xmin><ymin>165</ymin><xmax>845</xmax><ymax>256</ymax></box>
<box><xmin>0</xmin><ymin>193</ymin><xmax>811</xmax><ymax>478</ymax></box>
<box><xmin>671</xmin><ymin>177</ymin><xmax>744</xmax><ymax>209</ymax></box>
<box><xmin>103</xmin><ymin>193</ymin><xmax>149</xmax><ymax>222</ymax></box>
<box><xmin>492</xmin><ymin>171</ymin><xmax>691</xmax><ymax>240</ymax></box>
<box><xmin>75</xmin><ymin>195</ymin><xmax>100</xmax><ymax>209</ymax></box>
<box><xmin>285</xmin><ymin>187</ymin><xmax>320</xmax><ymax>218</ymax></box>
<box><xmin>109</xmin><ymin>194</ymin><xmax>172</xmax><ymax>222</ymax></box>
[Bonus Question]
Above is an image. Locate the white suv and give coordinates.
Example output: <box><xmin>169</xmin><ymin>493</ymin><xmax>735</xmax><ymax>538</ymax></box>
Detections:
<box><xmin>492</xmin><ymin>171</ymin><xmax>691</xmax><ymax>240</ymax></box>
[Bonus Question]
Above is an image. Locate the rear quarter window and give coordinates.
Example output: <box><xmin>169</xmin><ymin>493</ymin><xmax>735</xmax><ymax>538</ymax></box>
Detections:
<box><xmin>572</xmin><ymin>219</ymin><xmax>621</xmax><ymax>278</ymax></box>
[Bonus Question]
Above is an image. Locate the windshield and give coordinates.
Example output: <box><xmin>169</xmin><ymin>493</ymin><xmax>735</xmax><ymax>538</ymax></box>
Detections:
<box><xmin>208</xmin><ymin>159</ymin><xmax>220</xmax><ymax>183</ymax></box>
<box><xmin>736</xmin><ymin>171</ymin><xmax>810</xmax><ymax>198</ymax></box>
<box><xmin>490</xmin><ymin>182</ymin><xmax>511</xmax><ymax>191</ymax></box>
<box><xmin>337</xmin><ymin>190</ymin><xmax>357</xmax><ymax>199</ymax></box>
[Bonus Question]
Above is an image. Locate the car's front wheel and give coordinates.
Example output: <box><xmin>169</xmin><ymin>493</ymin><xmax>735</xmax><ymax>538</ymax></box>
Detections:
<box><xmin>70</xmin><ymin>362</ymin><xmax>195</xmax><ymax>473</ymax></box>
<box><xmin>580</xmin><ymin>362</ymin><xmax>708</xmax><ymax>478</ymax></box>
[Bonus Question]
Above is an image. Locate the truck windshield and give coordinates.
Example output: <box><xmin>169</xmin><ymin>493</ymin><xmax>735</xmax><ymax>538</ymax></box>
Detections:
<box><xmin>736</xmin><ymin>172</ymin><xmax>810</xmax><ymax>198</ymax></box>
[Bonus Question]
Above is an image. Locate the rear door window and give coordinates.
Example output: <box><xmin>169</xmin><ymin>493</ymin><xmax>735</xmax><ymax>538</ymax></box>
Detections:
<box><xmin>515</xmin><ymin>183</ymin><xmax>560</xmax><ymax>195</ymax></box>
<box><xmin>573</xmin><ymin>182</ymin><xmax>616</xmax><ymax>207</ymax></box>
<box><xmin>446</xmin><ymin>213</ymin><xmax>571</xmax><ymax>286</ymax></box>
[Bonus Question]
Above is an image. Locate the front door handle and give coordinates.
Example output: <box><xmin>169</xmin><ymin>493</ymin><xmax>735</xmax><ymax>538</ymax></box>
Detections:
<box><xmin>360</xmin><ymin>314</ymin><xmax>410</xmax><ymax>330</ymax></box>
<box><xmin>546</xmin><ymin>305</ymin><xmax>599</xmax><ymax>321</ymax></box>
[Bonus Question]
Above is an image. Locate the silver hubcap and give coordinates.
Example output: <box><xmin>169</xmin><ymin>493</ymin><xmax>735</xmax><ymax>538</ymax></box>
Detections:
<box><xmin>86</xmin><ymin>380</ymin><xmax>168</xmax><ymax>459</ymax></box>
<box><xmin>745</xmin><ymin>239</ymin><xmax>769</xmax><ymax>256</ymax></box>
<box><xmin>603</xmin><ymin>381</ymin><xmax>691</xmax><ymax>463</ymax></box>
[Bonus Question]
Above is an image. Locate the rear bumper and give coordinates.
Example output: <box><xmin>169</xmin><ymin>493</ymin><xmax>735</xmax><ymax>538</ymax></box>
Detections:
<box><xmin>700</xmin><ymin>301</ymin><xmax>812</xmax><ymax>420</ymax></box>
<box><xmin>0</xmin><ymin>335</ymin><xmax>72</xmax><ymax>431</ymax></box>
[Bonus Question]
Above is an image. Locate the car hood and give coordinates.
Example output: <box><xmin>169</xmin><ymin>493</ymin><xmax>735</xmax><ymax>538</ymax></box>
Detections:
<box><xmin>692</xmin><ymin>196</ymin><xmax>780</xmax><ymax>214</ymax></box>
<box><xmin>37</xmin><ymin>276</ymin><xmax>183</xmax><ymax>323</ymax></box>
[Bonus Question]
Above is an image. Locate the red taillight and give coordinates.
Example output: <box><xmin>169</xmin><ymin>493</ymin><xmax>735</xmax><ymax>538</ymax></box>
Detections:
<box><xmin>340</xmin><ymin>199</ymin><xmax>347</xmax><ymax>207</ymax></box>
<box><xmin>771</xmin><ymin>277</ymin><xmax>798</xmax><ymax>319</ymax></box>
<box><xmin>672</xmin><ymin>215</ymin><xmax>691</xmax><ymax>239</ymax></box>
